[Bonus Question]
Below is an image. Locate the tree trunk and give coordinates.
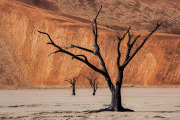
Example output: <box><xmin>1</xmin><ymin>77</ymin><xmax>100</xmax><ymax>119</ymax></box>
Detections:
<box><xmin>93</xmin><ymin>88</ymin><xmax>96</xmax><ymax>96</ymax></box>
<box><xmin>110</xmin><ymin>69</ymin><xmax>133</xmax><ymax>111</ymax></box>
<box><xmin>110</xmin><ymin>84</ymin><xmax>123</xmax><ymax>111</ymax></box>
<box><xmin>72</xmin><ymin>85</ymin><xmax>75</xmax><ymax>95</ymax></box>
<box><xmin>110</xmin><ymin>69</ymin><xmax>123</xmax><ymax>111</ymax></box>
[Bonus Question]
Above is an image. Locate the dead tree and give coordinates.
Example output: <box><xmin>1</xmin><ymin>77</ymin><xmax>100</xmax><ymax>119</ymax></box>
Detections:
<box><xmin>38</xmin><ymin>6</ymin><xmax>162</xmax><ymax>111</ymax></box>
<box><xmin>85</xmin><ymin>76</ymin><xmax>98</xmax><ymax>95</ymax></box>
<box><xmin>64</xmin><ymin>75</ymin><xmax>80</xmax><ymax>95</ymax></box>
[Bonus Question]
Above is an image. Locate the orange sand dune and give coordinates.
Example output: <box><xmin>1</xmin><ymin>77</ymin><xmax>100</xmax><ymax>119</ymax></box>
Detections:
<box><xmin>16</xmin><ymin>0</ymin><xmax>180</xmax><ymax>35</ymax></box>
<box><xmin>0</xmin><ymin>0</ymin><xmax>179</xmax><ymax>89</ymax></box>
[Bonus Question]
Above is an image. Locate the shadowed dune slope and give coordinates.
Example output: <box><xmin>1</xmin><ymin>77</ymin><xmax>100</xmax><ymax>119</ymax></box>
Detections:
<box><xmin>0</xmin><ymin>0</ymin><xmax>179</xmax><ymax>88</ymax></box>
<box><xmin>17</xmin><ymin>0</ymin><xmax>180</xmax><ymax>35</ymax></box>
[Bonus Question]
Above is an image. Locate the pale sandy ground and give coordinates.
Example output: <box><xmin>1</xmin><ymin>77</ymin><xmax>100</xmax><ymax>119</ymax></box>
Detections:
<box><xmin>0</xmin><ymin>88</ymin><xmax>180</xmax><ymax>120</ymax></box>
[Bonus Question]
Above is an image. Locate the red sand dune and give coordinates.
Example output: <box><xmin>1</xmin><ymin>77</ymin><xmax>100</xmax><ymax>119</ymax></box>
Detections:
<box><xmin>0</xmin><ymin>0</ymin><xmax>179</xmax><ymax>88</ymax></box>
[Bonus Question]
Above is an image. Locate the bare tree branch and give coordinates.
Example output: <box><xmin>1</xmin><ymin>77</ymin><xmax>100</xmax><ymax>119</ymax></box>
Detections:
<box><xmin>127</xmin><ymin>32</ymin><xmax>133</xmax><ymax>44</ymax></box>
<box><xmin>37</xmin><ymin>31</ymin><xmax>61</xmax><ymax>50</ymax></box>
<box><xmin>117</xmin><ymin>27</ymin><xmax>131</xmax><ymax>67</ymax></box>
<box><xmin>124</xmin><ymin>30</ymin><xmax>133</xmax><ymax>61</ymax></box>
<box><xmin>93</xmin><ymin>78</ymin><xmax>98</xmax><ymax>90</ymax></box>
<box><xmin>64</xmin><ymin>79</ymin><xmax>73</xmax><ymax>84</ymax></box>
<box><xmin>85</xmin><ymin>76</ymin><xmax>94</xmax><ymax>88</ymax></box>
<box><xmin>92</xmin><ymin>5</ymin><xmax>102</xmax><ymax>52</ymax></box>
<box><xmin>72</xmin><ymin>55</ymin><xmax>88</xmax><ymax>62</ymax></box>
<box><xmin>64</xmin><ymin>44</ymin><xmax>94</xmax><ymax>54</ymax></box>
<box><xmin>94</xmin><ymin>5</ymin><xmax>102</xmax><ymax>21</ymax></box>
<box><xmin>116</xmin><ymin>37</ymin><xmax>122</xmax><ymax>67</ymax></box>
<box><xmin>90</xmin><ymin>6</ymin><xmax>114</xmax><ymax>91</ymax></box>
<box><xmin>122</xmin><ymin>20</ymin><xmax>163</xmax><ymax>67</ymax></box>
<box><xmin>48</xmin><ymin>50</ymin><xmax>61</xmax><ymax>56</ymax></box>
<box><xmin>131</xmin><ymin>34</ymin><xmax>141</xmax><ymax>46</ymax></box>
<box><xmin>124</xmin><ymin>34</ymin><xmax>141</xmax><ymax>62</ymax></box>
<box><xmin>38</xmin><ymin>31</ymin><xmax>106</xmax><ymax>76</ymax></box>
<box><xmin>117</xmin><ymin>27</ymin><xmax>131</xmax><ymax>41</ymax></box>
<box><xmin>91</xmin><ymin>24</ymin><xmax>96</xmax><ymax>41</ymax></box>
<box><xmin>73</xmin><ymin>74</ymin><xmax>81</xmax><ymax>83</ymax></box>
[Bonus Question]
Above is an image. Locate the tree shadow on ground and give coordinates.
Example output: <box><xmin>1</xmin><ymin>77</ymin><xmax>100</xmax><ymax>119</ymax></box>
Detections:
<box><xmin>82</xmin><ymin>108</ymin><xmax>180</xmax><ymax>114</ymax></box>
<box><xmin>137</xmin><ymin>110</ymin><xmax>180</xmax><ymax>113</ymax></box>
<box><xmin>82</xmin><ymin>107</ymin><xmax>134</xmax><ymax>114</ymax></box>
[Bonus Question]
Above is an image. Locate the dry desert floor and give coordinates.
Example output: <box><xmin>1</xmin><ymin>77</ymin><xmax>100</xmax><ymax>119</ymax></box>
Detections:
<box><xmin>0</xmin><ymin>88</ymin><xmax>180</xmax><ymax>120</ymax></box>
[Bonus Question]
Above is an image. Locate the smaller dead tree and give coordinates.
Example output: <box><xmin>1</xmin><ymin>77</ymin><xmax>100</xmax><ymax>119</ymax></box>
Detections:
<box><xmin>64</xmin><ymin>75</ymin><xmax>80</xmax><ymax>95</ymax></box>
<box><xmin>85</xmin><ymin>76</ymin><xmax>98</xmax><ymax>96</ymax></box>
